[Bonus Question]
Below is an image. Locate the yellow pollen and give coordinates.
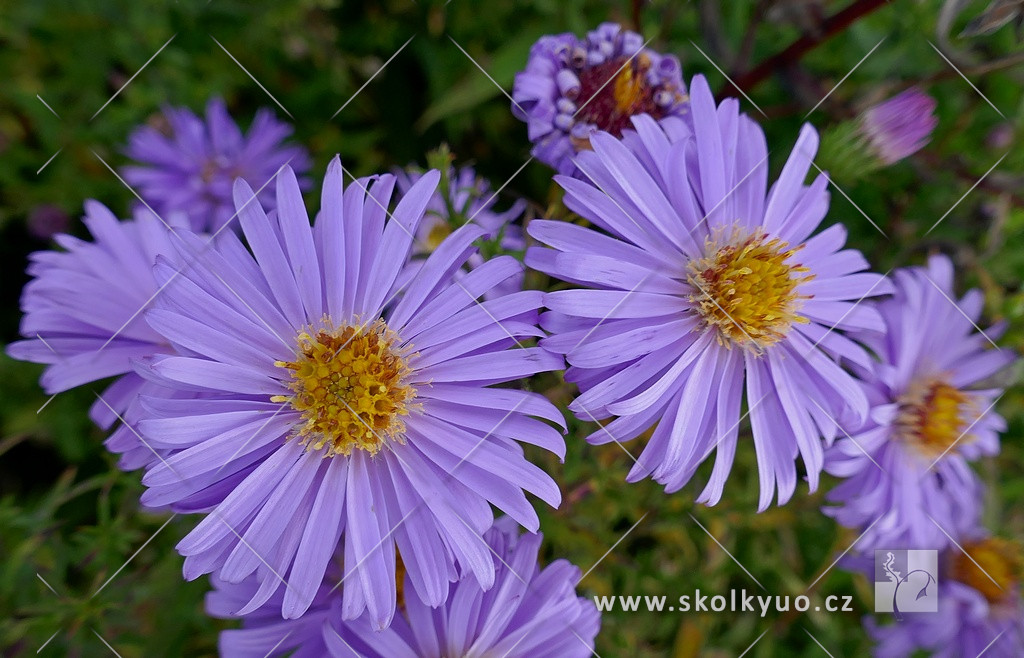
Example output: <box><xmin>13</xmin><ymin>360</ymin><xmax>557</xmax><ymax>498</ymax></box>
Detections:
<box><xmin>951</xmin><ymin>538</ymin><xmax>1022</xmax><ymax>604</ymax></box>
<box><xmin>687</xmin><ymin>230</ymin><xmax>813</xmax><ymax>351</ymax></box>
<box><xmin>612</xmin><ymin>57</ymin><xmax>649</xmax><ymax>114</ymax></box>
<box><xmin>271</xmin><ymin>319</ymin><xmax>415</xmax><ymax>457</ymax></box>
<box><xmin>426</xmin><ymin>221</ymin><xmax>451</xmax><ymax>250</ymax></box>
<box><xmin>894</xmin><ymin>378</ymin><xmax>973</xmax><ymax>457</ymax></box>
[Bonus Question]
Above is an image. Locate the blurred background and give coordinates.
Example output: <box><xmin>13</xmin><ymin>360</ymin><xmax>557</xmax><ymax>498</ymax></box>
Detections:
<box><xmin>1</xmin><ymin>0</ymin><xmax>1022</xmax><ymax>655</ymax></box>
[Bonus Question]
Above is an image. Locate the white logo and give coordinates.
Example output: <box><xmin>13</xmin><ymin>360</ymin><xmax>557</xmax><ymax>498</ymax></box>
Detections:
<box><xmin>874</xmin><ymin>550</ymin><xmax>939</xmax><ymax>617</ymax></box>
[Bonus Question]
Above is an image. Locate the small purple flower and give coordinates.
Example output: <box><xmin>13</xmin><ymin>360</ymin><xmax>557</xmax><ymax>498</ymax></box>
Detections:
<box><xmin>859</xmin><ymin>88</ymin><xmax>937</xmax><ymax>165</ymax></box>
<box><xmin>824</xmin><ymin>255</ymin><xmax>1013</xmax><ymax>549</ymax></box>
<box><xmin>395</xmin><ymin>163</ymin><xmax>527</xmax><ymax>298</ymax></box>
<box><xmin>512</xmin><ymin>22</ymin><xmax>688</xmax><ymax>175</ymax></box>
<box><xmin>529</xmin><ymin>75</ymin><xmax>894</xmax><ymax>510</ymax></box>
<box><xmin>123</xmin><ymin>98</ymin><xmax>311</xmax><ymax>233</ymax></box>
<box><xmin>6</xmin><ymin>202</ymin><xmax>184</xmax><ymax>471</ymax></box>
<box><xmin>866</xmin><ymin>537</ymin><xmax>1023</xmax><ymax>657</ymax></box>
<box><xmin>208</xmin><ymin>518</ymin><xmax>600</xmax><ymax>657</ymax></box>
<box><xmin>135</xmin><ymin>158</ymin><xmax>565</xmax><ymax>629</ymax></box>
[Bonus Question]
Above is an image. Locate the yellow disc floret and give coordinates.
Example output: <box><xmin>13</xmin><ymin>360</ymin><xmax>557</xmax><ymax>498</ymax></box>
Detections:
<box><xmin>687</xmin><ymin>230</ymin><xmax>813</xmax><ymax>351</ymax></box>
<box><xmin>425</xmin><ymin>220</ymin><xmax>452</xmax><ymax>251</ymax></box>
<box><xmin>272</xmin><ymin>319</ymin><xmax>415</xmax><ymax>457</ymax></box>
<box><xmin>895</xmin><ymin>377</ymin><xmax>974</xmax><ymax>457</ymax></box>
<box><xmin>952</xmin><ymin>538</ymin><xmax>1022</xmax><ymax>604</ymax></box>
<box><xmin>612</xmin><ymin>54</ymin><xmax>650</xmax><ymax>115</ymax></box>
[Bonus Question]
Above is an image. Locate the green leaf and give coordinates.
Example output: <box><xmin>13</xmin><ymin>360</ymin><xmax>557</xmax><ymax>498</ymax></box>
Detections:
<box><xmin>418</xmin><ymin>28</ymin><xmax>544</xmax><ymax>130</ymax></box>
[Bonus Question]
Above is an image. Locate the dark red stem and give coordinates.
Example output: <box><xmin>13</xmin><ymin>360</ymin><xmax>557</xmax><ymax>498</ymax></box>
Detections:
<box><xmin>729</xmin><ymin>0</ymin><xmax>890</xmax><ymax>94</ymax></box>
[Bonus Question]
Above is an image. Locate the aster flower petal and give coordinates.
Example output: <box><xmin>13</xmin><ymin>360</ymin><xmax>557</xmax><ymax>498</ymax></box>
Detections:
<box><xmin>5</xmin><ymin>201</ymin><xmax>196</xmax><ymax>472</ymax></box>
<box><xmin>396</xmin><ymin>163</ymin><xmax>526</xmax><ymax>257</ymax></box>
<box><xmin>209</xmin><ymin>519</ymin><xmax>600</xmax><ymax>657</ymax></box>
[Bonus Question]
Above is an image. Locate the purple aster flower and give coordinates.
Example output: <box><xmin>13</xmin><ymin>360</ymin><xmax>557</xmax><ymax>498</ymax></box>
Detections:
<box><xmin>395</xmin><ymin>162</ymin><xmax>527</xmax><ymax>298</ymax></box>
<box><xmin>134</xmin><ymin>158</ymin><xmax>565</xmax><ymax>629</ymax></box>
<box><xmin>122</xmin><ymin>98</ymin><xmax>311</xmax><ymax>233</ymax></box>
<box><xmin>512</xmin><ymin>22</ymin><xmax>688</xmax><ymax>175</ymax></box>
<box><xmin>824</xmin><ymin>255</ymin><xmax>1013</xmax><ymax>549</ymax></box>
<box><xmin>208</xmin><ymin>518</ymin><xmax>600</xmax><ymax>657</ymax></box>
<box><xmin>528</xmin><ymin>75</ymin><xmax>894</xmax><ymax>510</ymax></box>
<box><xmin>866</xmin><ymin>537</ymin><xmax>1023</xmax><ymax>657</ymax></box>
<box><xmin>859</xmin><ymin>88</ymin><xmax>937</xmax><ymax>165</ymax></box>
<box><xmin>6</xmin><ymin>202</ymin><xmax>185</xmax><ymax>471</ymax></box>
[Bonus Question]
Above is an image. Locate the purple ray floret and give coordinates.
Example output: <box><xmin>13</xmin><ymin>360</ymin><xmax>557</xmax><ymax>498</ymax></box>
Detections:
<box><xmin>123</xmin><ymin>98</ymin><xmax>311</xmax><ymax>233</ymax></box>
<box><xmin>208</xmin><ymin>518</ymin><xmax>600</xmax><ymax>657</ymax></box>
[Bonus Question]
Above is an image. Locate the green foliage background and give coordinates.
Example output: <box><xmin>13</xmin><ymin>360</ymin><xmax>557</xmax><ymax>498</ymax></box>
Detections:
<box><xmin>1</xmin><ymin>1</ymin><xmax>1022</xmax><ymax>656</ymax></box>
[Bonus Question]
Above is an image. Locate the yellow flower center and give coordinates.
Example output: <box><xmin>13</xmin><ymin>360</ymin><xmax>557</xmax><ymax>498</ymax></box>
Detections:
<box><xmin>612</xmin><ymin>61</ymin><xmax>648</xmax><ymax>115</ymax></box>
<box><xmin>272</xmin><ymin>319</ymin><xmax>415</xmax><ymax>457</ymax></box>
<box><xmin>426</xmin><ymin>220</ymin><xmax>452</xmax><ymax>251</ymax></box>
<box><xmin>572</xmin><ymin>52</ymin><xmax>684</xmax><ymax>147</ymax></box>
<box><xmin>952</xmin><ymin>538</ymin><xmax>1022</xmax><ymax>604</ymax></box>
<box><xmin>895</xmin><ymin>378</ymin><xmax>973</xmax><ymax>457</ymax></box>
<box><xmin>687</xmin><ymin>231</ymin><xmax>813</xmax><ymax>351</ymax></box>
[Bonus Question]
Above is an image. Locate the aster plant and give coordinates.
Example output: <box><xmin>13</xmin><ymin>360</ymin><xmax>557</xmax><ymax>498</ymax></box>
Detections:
<box><xmin>818</xmin><ymin>87</ymin><xmax>938</xmax><ymax>183</ymax></box>
<box><xmin>6</xmin><ymin>202</ymin><xmax>186</xmax><ymax>471</ymax></box>
<box><xmin>529</xmin><ymin>74</ymin><xmax>893</xmax><ymax>510</ymax></box>
<box><xmin>208</xmin><ymin>518</ymin><xmax>600</xmax><ymax>657</ymax></box>
<box><xmin>133</xmin><ymin>157</ymin><xmax>566</xmax><ymax>629</ymax></box>
<box><xmin>512</xmin><ymin>22</ymin><xmax>688</xmax><ymax>175</ymax></box>
<box><xmin>866</xmin><ymin>536</ymin><xmax>1023</xmax><ymax>657</ymax></box>
<box><xmin>122</xmin><ymin>98</ymin><xmax>311</xmax><ymax>233</ymax></box>
<box><xmin>9</xmin><ymin>12</ymin><xmax>1024</xmax><ymax>657</ymax></box>
<box><xmin>824</xmin><ymin>255</ymin><xmax>1013</xmax><ymax>549</ymax></box>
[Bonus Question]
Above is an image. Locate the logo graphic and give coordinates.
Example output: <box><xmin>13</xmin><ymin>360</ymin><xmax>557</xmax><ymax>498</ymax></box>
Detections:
<box><xmin>874</xmin><ymin>550</ymin><xmax>938</xmax><ymax>618</ymax></box>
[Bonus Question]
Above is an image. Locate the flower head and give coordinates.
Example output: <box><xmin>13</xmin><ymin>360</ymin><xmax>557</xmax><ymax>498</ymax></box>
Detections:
<box><xmin>824</xmin><ymin>255</ymin><xmax>1013</xmax><ymax>549</ymax></box>
<box><xmin>123</xmin><ymin>98</ymin><xmax>311</xmax><ymax>233</ymax></box>
<box><xmin>528</xmin><ymin>75</ymin><xmax>893</xmax><ymax>510</ymax></box>
<box><xmin>866</xmin><ymin>537</ymin><xmax>1023</xmax><ymax>657</ymax></box>
<box><xmin>209</xmin><ymin>518</ymin><xmax>600</xmax><ymax>657</ymax></box>
<box><xmin>6</xmin><ymin>202</ymin><xmax>185</xmax><ymax>471</ymax></box>
<box><xmin>859</xmin><ymin>88</ymin><xmax>937</xmax><ymax>165</ymax></box>
<box><xmin>396</xmin><ymin>162</ymin><xmax>527</xmax><ymax>298</ymax></box>
<box><xmin>512</xmin><ymin>22</ymin><xmax>688</xmax><ymax>175</ymax></box>
<box><xmin>135</xmin><ymin>158</ymin><xmax>565</xmax><ymax>628</ymax></box>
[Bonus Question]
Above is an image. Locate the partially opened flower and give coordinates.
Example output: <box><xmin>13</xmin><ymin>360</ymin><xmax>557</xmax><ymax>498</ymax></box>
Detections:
<box><xmin>6</xmin><ymin>202</ymin><xmax>185</xmax><ymax>471</ymax></box>
<box><xmin>396</xmin><ymin>162</ymin><xmax>526</xmax><ymax>298</ymax></box>
<box><xmin>818</xmin><ymin>87</ymin><xmax>938</xmax><ymax>183</ymax></box>
<box><xmin>824</xmin><ymin>255</ymin><xmax>1013</xmax><ymax>548</ymax></box>
<box><xmin>866</xmin><ymin>536</ymin><xmax>1023</xmax><ymax>657</ymax></box>
<box><xmin>859</xmin><ymin>88</ymin><xmax>937</xmax><ymax>165</ymax></box>
<box><xmin>209</xmin><ymin>518</ymin><xmax>600</xmax><ymax>657</ymax></box>
<box><xmin>123</xmin><ymin>98</ymin><xmax>311</xmax><ymax>233</ymax></box>
<box><xmin>512</xmin><ymin>22</ymin><xmax>688</xmax><ymax>175</ymax></box>
<box><xmin>135</xmin><ymin>157</ymin><xmax>565</xmax><ymax>628</ymax></box>
<box><xmin>529</xmin><ymin>75</ymin><xmax>893</xmax><ymax>510</ymax></box>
